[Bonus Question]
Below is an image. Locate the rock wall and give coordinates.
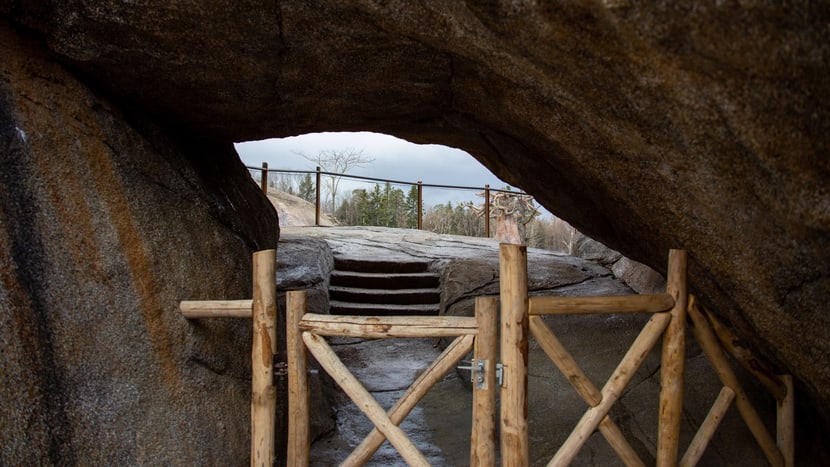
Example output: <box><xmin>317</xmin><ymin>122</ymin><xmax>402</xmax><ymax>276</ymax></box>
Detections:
<box><xmin>2</xmin><ymin>0</ymin><xmax>829</xmax><ymax>462</ymax></box>
<box><xmin>0</xmin><ymin>23</ymin><xmax>278</xmax><ymax>465</ymax></box>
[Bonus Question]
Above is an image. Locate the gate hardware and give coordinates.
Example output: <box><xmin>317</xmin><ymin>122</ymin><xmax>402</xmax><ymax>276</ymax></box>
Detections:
<box><xmin>274</xmin><ymin>361</ymin><xmax>288</xmax><ymax>377</ymax></box>
<box><xmin>274</xmin><ymin>361</ymin><xmax>318</xmax><ymax>377</ymax></box>
<box><xmin>458</xmin><ymin>359</ymin><xmax>503</xmax><ymax>389</ymax></box>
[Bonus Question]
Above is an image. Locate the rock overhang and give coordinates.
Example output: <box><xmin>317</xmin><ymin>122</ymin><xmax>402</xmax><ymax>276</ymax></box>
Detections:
<box><xmin>3</xmin><ymin>0</ymin><xmax>829</xmax><ymax>452</ymax></box>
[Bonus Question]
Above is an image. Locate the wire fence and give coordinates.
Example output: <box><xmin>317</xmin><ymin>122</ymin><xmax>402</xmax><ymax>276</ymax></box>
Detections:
<box><xmin>246</xmin><ymin>163</ymin><xmax>532</xmax><ymax>237</ymax></box>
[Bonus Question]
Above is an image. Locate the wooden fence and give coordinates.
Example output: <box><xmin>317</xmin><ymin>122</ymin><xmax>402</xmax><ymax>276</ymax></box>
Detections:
<box><xmin>176</xmin><ymin>246</ymin><xmax>794</xmax><ymax>466</ymax></box>
<box><xmin>498</xmin><ymin>243</ymin><xmax>794</xmax><ymax>467</ymax></box>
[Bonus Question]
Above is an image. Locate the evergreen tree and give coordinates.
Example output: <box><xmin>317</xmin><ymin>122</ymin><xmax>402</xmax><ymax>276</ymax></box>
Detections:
<box><xmin>405</xmin><ymin>185</ymin><xmax>419</xmax><ymax>228</ymax></box>
<box><xmin>297</xmin><ymin>173</ymin><xmax>315</xmax><ymax>202</ymax></box>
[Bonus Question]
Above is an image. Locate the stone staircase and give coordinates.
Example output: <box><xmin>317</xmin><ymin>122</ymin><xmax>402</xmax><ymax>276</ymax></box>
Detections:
<box><xmin>328</xmin><ymin>257</ymin><xmax>441</xmax><ymax>316</ymax></box>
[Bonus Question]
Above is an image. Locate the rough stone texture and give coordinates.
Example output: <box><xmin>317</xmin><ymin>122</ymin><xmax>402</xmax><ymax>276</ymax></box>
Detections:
<box><xmin>0</xmin><ymin>24</ymin><xmax>278</xmax><ymax>465</ymax></box>
<box><xmin>611</xmin><ymin>256</ymin><xmax>667</xmax><ymax>295</ymax></box>
<box><xmin>2</xmin><ymin>0</ymin><xmax>829</xmax><ymax>461</ymax></box>
<box><xmin>577</xmin><ymin>236</ymin><xmax>624</xmax><ymax>267</ymax></box>
<box><xmin>577</xmin><ymin>237</ymin><xmax>667</xmax><ymax>294</ymax></box>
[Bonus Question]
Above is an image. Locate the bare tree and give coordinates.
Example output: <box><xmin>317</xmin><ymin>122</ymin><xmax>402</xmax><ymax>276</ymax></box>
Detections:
<box><xmin>295</xmin><ymin>148</ymin><xmax>374</xmax><ymax>213</ymax></box>
<box><xmin>466</xmin><ymin>188</ymin><xmax>540</xmax><ymax>244</ymax></box>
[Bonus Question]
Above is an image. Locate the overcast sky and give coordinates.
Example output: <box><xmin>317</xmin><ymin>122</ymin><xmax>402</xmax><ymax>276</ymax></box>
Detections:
<box><xmin>234</xmin><ymin>131</ymin><xmax>516</xmax><ymax>207</ymax></box>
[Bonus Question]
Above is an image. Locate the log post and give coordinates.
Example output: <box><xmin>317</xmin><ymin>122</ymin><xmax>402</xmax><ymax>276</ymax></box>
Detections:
<box><xmin>777</xmin><ymin>375</ymin><xmax>794</xmax><ymax>467</ymax></box>
<box><xmin>315</xmin><ymin>166</ymin><xmax>321</xmax><ymax>226</ymax></box>
<box><xmin>471</xmin><ymin>296</ymin><xmax>498</xmax><ymax>467</ymax></box>
<box><xmin>286</xmin><ymin>290</ymin><xmax>309</xmax><ymax>467</ymax></box>
<box><xmin>251</xmin><ymin>249</ymin><xmax>277</xmax><ymax>467</ymax></box>
<box><xmin>657</xmin><ymin>249</ymin><xmax>687</xmax><ymax>466</ymax></box>
<box><xmin>499</xmin><ymin>243</ymin><xmax>529</xmax><ymax>466</ymax></box>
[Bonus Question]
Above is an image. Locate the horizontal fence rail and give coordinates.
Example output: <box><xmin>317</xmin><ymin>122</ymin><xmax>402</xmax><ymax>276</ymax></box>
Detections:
<box><xmin>298</xmin><ymin>313</ymin><xmax>479</xmax><ymax>338</ymax></box>
<box><xmin>528</xmin><ymin>293</ymin><xmax>675</xmax><ymax>315</ymax></box>
<box><xmin>246</xmin><ymin>164</ymin><xmax>535</xmax><ymax>237</ymax></box>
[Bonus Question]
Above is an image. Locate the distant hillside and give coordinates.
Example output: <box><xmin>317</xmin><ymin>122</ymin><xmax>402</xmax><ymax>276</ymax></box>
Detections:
<box><xmin>266</xmin><ymin>188</ymin><xmax>337</xmax><ymax>227</ymax></box>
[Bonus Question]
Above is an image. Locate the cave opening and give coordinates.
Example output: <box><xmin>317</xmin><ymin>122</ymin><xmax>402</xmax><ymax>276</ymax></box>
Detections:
<box><xmin>233</xmin><ymin>131</ymin><xmax>591</xmax><ymax>254</ymax></box>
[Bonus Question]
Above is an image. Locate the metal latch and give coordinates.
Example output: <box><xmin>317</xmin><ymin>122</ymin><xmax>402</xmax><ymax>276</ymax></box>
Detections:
<box><xmin>274</xmin><ymin>361</ymin><xmax>288</xmax><ymax>377</ymax></box>
<box><xmin>274</xmin><ymin>361</ymin><xmax>318</xmax><ymax>377</ymax></box>
<box><xmin>457</xmin><ymin>359</ymin><xmax>504</xmax><ymax>389</ymax></box>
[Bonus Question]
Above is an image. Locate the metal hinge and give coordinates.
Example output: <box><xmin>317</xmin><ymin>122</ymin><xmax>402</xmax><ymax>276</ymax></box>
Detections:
<box><xmin>457</xmin><ymin>359</ymin><xmax>504</xmax><ymax>389</ymax></box>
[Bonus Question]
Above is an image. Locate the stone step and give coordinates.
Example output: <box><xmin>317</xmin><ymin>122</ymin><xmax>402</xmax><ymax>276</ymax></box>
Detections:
<box><xmin>328</xmin><ymin>300</ymin><xmax>440</xmax><ymax>316</ymax></box>
<box><xmin>333</xmin><ymin>257</ymin><xmax>430</xmax><ymax>274</ymax></box>
<box><xmin>329</xmin><ymin>286</ymin><xmax>441</xmax><ymax>305</ymax></box>
<box><xmin>330</xmin><ymin>270</ymin><xmax>439</xmax><ymax>289</ymax></box>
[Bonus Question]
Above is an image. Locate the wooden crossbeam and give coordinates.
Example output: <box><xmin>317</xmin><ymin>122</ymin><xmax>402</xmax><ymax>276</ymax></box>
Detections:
<box><xmin>703</xmin><ymin>306</ymin><xmax>787</xmax><ymax>401</ymax></box>
<box><xmin>550</xmin><ymin>312</ymin><xmax>672</xmax><ymax>466</ymax></box>
<box><xmin>302</xmin><ymin>331</ymin><xmax>430</xmax><ymax>466</ymax></box>
<box><xmin>299</xmin><ymin>313</ymin><xmax>478</xmax><ymax>338</ymax></box>
<box><xmin>529</xmin><ymin>315</ymin><xmax>645</xmax><ymax>467</ymax></box>
<box><xmin>529</xmin><ymin>294</ymin><xmax>674</xmax><ymax>315</ymax></box>
<box><xmin>179</xmin><ymin>299</ymin><xmax>252</xmax><ymax>318</ymax></box>
<box><xmin>340</xmin><ymin>334</ymin><xmax>475</xmax><ymax>466</ymax></box>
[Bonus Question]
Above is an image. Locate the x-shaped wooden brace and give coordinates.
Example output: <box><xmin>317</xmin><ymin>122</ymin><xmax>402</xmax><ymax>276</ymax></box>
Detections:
<box><xmin>303</xmin><ymin>331</ymin><xmax>473</xmax><ymax>466</ymax></box>
<box><xmin>287</xmin><ymin>297</ymin><xmax>497</xmax><ymax>467</ymax></box>
<box><xmin>682</xmin><ymin>295</ymin><xmax>789</xmax><ymax>467</ymax></box>
<box><xmin>529</xmin><ymin>310</ymin><xmax>671</xmax><ymax>467</ymax></box>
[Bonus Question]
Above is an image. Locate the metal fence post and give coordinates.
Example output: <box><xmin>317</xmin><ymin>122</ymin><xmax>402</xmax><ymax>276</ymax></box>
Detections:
<box><xmin>315</xmin><ymin>166</ymin><xmax>321</xmax><ymax>226</ymax></box>
<box><xmin>484</xmin><ymin>185</ymin><xmax>491</xmax><ymax>238</ymax></box>
<box><xmin>261</xmin><ymin>162</ymin><xmax>269</xmax><ymax>194</ymax></box>
<box><xmin>417</xmin><ymin>181</ymin><xmax>423</xmax><ymax>230</ymax></box>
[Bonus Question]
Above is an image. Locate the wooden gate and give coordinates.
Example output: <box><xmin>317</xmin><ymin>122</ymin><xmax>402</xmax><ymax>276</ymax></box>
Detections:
<box><xmin>286</xmin><ymin>292</ymin><xmax>499</xmax><ymax>467</ymax></box>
